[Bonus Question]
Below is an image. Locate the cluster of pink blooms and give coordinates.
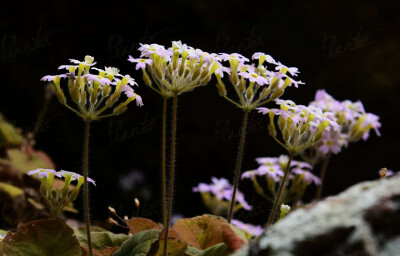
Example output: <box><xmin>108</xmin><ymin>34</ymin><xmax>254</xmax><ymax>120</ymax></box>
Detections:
<box><xmin>42</xmin><ymin>56</ymin><xmax>143</xmax><ymax>107</ymax></box>
<box><xmin>192</xmin><ymin>177</ymin><xmax>252</xmax><ymax>210</ymax></box>
<box><xmin>231</xmin><ymin>219</ymin><xmax>263</xmax><ymax>237</ymax></box>
<box><xmin>27</xmin><ymin>168</ymin><xmax>96</xmax><ymax>186</ymax></box>
<box><xmin>309</xmin><ymin>90</ymin><xmax>381</xmax><ymax>155</ymax></box>
<box><xmin>242</xmin><ymin>155</ymin><xmax>320</xmax><ymax>185</ymax></box>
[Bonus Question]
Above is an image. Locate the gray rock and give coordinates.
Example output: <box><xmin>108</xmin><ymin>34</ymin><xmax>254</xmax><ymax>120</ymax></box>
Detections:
<box><xmin>234</xmin><ymin>173</ymin><xmax>400</xmax><ymax>256</ymax></box>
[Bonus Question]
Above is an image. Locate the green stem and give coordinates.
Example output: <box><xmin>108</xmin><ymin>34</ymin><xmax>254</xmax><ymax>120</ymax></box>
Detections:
<box><xmin>267</xmin><ymin>153</ymin><xmax>293</xmax><ymax>226</ymax></box>
<box><xmin>315</xmin><ymin>152</ymin><xmax>331</xmax><ymax>200</ymax></box>
<box><xmin>161</xmin><ymin>96</ymin><xmax>167</xmax><ymax>226</ymax></box>
<box><xmin>227</xmin><ymin>110</ymin><xmax>249</xmax><ymax>223</ymax></box>
<box><xmin>163</xmin><ymin>94</ymin><xmax>178</xmax><ymax>256</ymax></box>
<box><xmin>83</xmin><ymin>120</ymin><xmax>93</xmax><ymax>256</ymax></box>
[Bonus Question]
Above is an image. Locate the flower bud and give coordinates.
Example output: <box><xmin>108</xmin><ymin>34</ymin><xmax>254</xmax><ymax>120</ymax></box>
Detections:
<box><xmin>114</xmin><ymin>103</ymin><xmax>128</xmax><ymax>115</ymax></box>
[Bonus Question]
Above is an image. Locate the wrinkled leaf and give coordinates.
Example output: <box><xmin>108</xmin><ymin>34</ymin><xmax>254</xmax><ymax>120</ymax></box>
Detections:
<box><xmin>126</xmin><ymin>217</ymin><xmax>162</xmax><ymax>235</ymax></box>
<box><xmin>201</xmin><ymin>243</ymin><xmax>229</xmax><ymax>256</ymax></box>
<box><xmin>173</xmin><ymin>214</ymin><xmax>227</xmax><ymax>250</ymax></box>
<box><xmin>148</xmin><ymin>229</ymin><xmax>187</xmax><ymax>256</ymax></box>
<box><xmin>221</xmin><ymin>224</ymin><xmax>246</xmax><ymax>251</ymax></box>
<box><xmin>1</xmin><ymin>219</ymin><xmax>81</xmax><ymax>256</ymax></box>
<box><xmin>76</xmin><ymin>231</ymin><xmax>129</xmax><ymax>250</ymax></box>
<box><xmin>81</xmin><ymin>246</ymin><xmax>120</xmax><ymax>256</ymax></box>
<box><xmin>0</xmin><ymin>149</ymin><xmax>54</xmax><ymax>174</ymax></box>
<box><xmin>113</xmin><ymin>229</ymin><xmax>160</xmax><ymax>256</ymax></box>
<box><xmin>0</xmin><ymin>182</ymin><xmax>23</xmax><ymax>199</ymax></box>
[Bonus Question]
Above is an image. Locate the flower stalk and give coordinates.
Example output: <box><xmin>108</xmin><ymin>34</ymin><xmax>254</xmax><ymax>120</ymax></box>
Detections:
<box><xmin>315</xmin><ymin>152</ymin><xmax>331</xmax><ymax>200</ymax></box>
<box><xmin>161</xmin><ymin>96</ymin><xmax>167</xmax><ymax>226</ymax></box>
<box><xmin>267</xmin><ymin>153</ymin><xmax>293</xmax><ymax>226</ymax></box>
<box><xmin>83</xmin><ymin>120</ymin><xmax>93</xmax><ymax>256</ymax></box>
<box><xmin>163</xmin><ymin>93</ymin><xmax>178</xmax><ymax>256</ymax></box>
<box><xmin>228</xmin><ymin>110</ymin><xmax>249</xmax><ymax>223</ymax></box>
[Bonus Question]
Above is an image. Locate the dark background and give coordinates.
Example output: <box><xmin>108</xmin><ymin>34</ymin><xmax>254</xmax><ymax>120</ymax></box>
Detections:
<box><xmin>1</xmin><ymin>0</ymin><xmax>399</xmax><ymax>225</ymax></box>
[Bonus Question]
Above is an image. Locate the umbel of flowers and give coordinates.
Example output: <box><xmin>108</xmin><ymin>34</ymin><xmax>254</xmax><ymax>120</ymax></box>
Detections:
<box><xmin>214</xmin><ymin>52</ymin><xmax>305</xmax><ymax>223</ymax></box>
<box><xmin>27</xmin><ymin>168</ymin><xmax>95</xmax><ymax>218</ymax></box>
<box><xmin>242</xmin><ymin>155</ymin><xmax>320</xmax><ymax>205</ymax></box>
<box><xmin>257</xmin><ymin>99</ymin><xmax>340</xmax><ymax>225</ymax></box>
<box><xmin>41</xmin><ymin>56</ymin><xmax>142</xmax><ymax>256</ymax></box>
<box><xmin>192</xmin><ymin>177</ymin><xmax>252</xmax><ymax>216</ymax></box>
<box><xmin>302</xmin><ymin>90</ymin><xmax>381</xmax><ymax>199</ymax></box>
<box><xmin>129</xmin><ymin>41</ymin><xmax>222</xmax><ymax>256</ymax></box>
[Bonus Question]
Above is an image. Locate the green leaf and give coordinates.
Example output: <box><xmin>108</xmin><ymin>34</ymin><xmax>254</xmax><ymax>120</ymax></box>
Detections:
<box><xmin>201</xmin><ymin>243</ymin><xmax>229</xmax><ymax>256</ymax></box>
<box><xmin>0</xmin><ymin>182</ymin><xmax>23</xmax><ymax>199</ymax></box>
<box><xmin>0</xmin><ymin>117</ymin><xmax>23</xmax><ymax>148</ymax></box>
<box><xmin>1</xmin><ymin>219</ymin><xmax>81</xmax><ymax>256</ymax></box>
<box><xmin>82</xmin><ymin>246</ymin><xmax>120</xmax><ymax>256</ymax></box>
<box><xmin>112</xmin><ymin>229</ymin><xmax>160</xmax><ymax>256</ymax></box>
<box><xmin>183</xmin><ymin>246</ymin><xmax>202</xmax><ymax>256</ymax></box>
<box><xmin>148</xmin><ymin>229</ymin><xmax>187</xmax><ymax>256</ymax></box>
<box><xmin>126</xmin><ymin>218</ymin><xmax>162</xmax><ymax>235</ymax></box>
<box><xmin>76</xmin><ymin>231</ymin><xmax>129</xmax><ymax>250</ymax></box>
<box><xmin>0</xmin><ymin>149</ymin><xmax>54</xmax><ymax>174</ymax></box>
<box><xmin>173</xmin><ymin>214</ymin><xmax>227</xmax><ymax>250</ymax></box>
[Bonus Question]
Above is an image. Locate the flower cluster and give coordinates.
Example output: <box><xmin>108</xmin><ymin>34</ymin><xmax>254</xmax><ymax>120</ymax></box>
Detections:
<box><xmin>258</xmin><ymin>99</ymin><xmax>340</xmax><ymax>154</ymax></box>
<box><xmin>129</xmin><ymin>41</ymin><xmax>221</xmax><ymax>96</ymax></box>
<box><xmin>27</xmin><ymin>168</ymin><xmax>95</xmax><ymax>217</ymax></box>
<box><xmin>215</xmin><ymin>52</ymin><xmax>305</xmax><ymax>110</ymax></box>
<box><xmin>42</xmin><ymin>56</ymin><xmax>142</xmax><ymax>120</ymax></box>
<box><xmin>231</xmin><ymin>219</ymin><xmax>263</xmax><ymax>237</ymax></box>
<box><xmin>242</xmin><ymin>155</ymin><xmax>319</xmax><ymax>203</ymax></box>
<box><xmin>309</xmin><ymin>90</ymin><xmax>381</xmax><ymax>155</ymax></box>
<box><xmin>192</xmin><ymin>177</ymin><xmax>251</xmax><ymax>216</ymax></box>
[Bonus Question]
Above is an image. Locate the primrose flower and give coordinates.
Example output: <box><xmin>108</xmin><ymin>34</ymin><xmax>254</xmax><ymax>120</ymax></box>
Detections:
<box><xmin>127</xmin><ymin>56</ymin><xmax>153</xmax><ymax>70</ymax></box>
<box><xmin>133</xmin><ymin>40</ymin><xmax>221</xmax><ymax>96</ymax></box>
<box><xmin>42</xmin><ymin>55</ymin><xmax>143</xmax><ymax>120</ymax></box>
<box><xmin>310</xmin><ymin>90</ymin><xmax>381</xmax><ymax>147</ymax></box>
<box><xmin>291</xmin><ymin>168</ymin><xmax>321</xmax><ymax>185</ymax></box>
<box><xmin>58</xmin><ymin>170</ymin><xmax>96</xmax><ymax>186</ymax></box>
<box><xmin>69</xmin><ymin>55</ymin><xmax>96</xmax><ymax>66</ymax></box>
<box><xmin>27</xmin><ymin>168</ymin><xmax>60</xmax><ymax>179</ymax></box>
<box><xmin>231</xmin><ymin>219</ymin><xmax>263</xmax><ymax>237</ymax></box>
<box><xmin>258</xmin><ymin>100</ymin><xmax>340</xmax><ymax>154</ymax></box>
<box><xmin>192</xmin><ymin>177</ymin><xmax>252</xmax><ymax>215</ymax></box>
<box><xmin>252</xmin><ymin>52</ymin><xmax>276</xmax><ymax>65</ymax></box>
<box><xmin>215</xmin><ymin>51</ymin><xmax>304</xmax><ymax>111</ymax></box>
<box><xmin>238</xmin><ymin>70</ymin><xmax>269</xmax><ymax>85</ymax></box>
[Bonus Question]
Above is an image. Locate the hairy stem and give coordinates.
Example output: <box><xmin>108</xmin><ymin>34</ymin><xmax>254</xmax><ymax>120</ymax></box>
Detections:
<box><xmin>83</xmin><ymin>120</ymin><xmax>93</xmax><ymax>256</ymax></box>
<box><xmin>315</xmin><ymin>152</ymin><xmax>331</xmax><ymax>200</ymax></box>
<box><xmin>267</xmin><ymin>153</ymin><xmax>293</xmax><ymax>226</ymax></box>
<box><xmin>161</xmin><ymin>96</ymin><xmax>167</xmax><ymax>226</ymax></box>
<box><xmin>32</xmin><ymin>87</ymin><xmax>52</xmax><ymax>139</ymax></box>
<box><xmin>163</xmin><ymin>94</ymin><xmax>178</xmax><ymax>256</ymax></box>
<box><xmin>227</xmin><ymin>110</ymin><xmax>249</xmax><ymax>223</ymax></box>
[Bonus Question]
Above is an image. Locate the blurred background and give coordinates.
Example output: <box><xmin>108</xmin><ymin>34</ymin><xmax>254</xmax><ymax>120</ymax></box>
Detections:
<box><xmin>0</xmin><ymin>0</ymin><xmax>399</xmax><ymax>226</ymax></box>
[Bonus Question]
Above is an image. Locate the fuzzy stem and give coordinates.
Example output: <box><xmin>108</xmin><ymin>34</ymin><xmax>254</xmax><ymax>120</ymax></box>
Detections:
<box><xmin>227</xmin><ymin>110</ymin><xmax>249</xmax><ymax>223</ymax></box>
<box><xmin>267</xmin><ymin>153</ymin><xmax>293</xmax><ymax>226</ymax></box>
<box><xmin>161</xmin><ymin>96</ymin><xmax>167</xmax><ymax>226</ymax></box>
<box><xmin>315</xmin><ymin>152</ymin><xmax>331</xmax><ymax>200</ymax></box>
<box><xmin>83</xmin><ymin>120</ymin><xmax>93</xmax><ymax>256</ymax></box>
<box><xmin>163</xmin><ymin>94</ymin><xmax>178</xmax><ymax>256</ymax></box>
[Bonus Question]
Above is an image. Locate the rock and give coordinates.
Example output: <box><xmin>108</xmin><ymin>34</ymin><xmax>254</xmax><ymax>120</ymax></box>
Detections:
<box><xmin>234</xmin><ymin>173</ymin><xmax>400</xmax><ymax>256</ymax></box>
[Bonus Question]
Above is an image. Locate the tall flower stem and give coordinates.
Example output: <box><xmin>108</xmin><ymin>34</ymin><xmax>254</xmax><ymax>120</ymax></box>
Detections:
<box><xmin>83</xmin><ymin>120</ymin><xmax>93</xmax><ymax>256</ymax></box>
<box><xmin>267</xmin><ymin>153</ymin><xmax>293</xmax><ymax>226</ymax></box>
<box><xmin>227</xmin><ymin>110</ymin><xmax>249</xmax><ymax>223</ymax></box>
<box><xmin>315</xmin><ymin>152</ymin><xmax>331</xmax><ymax>200</ymax></box>
<box><xmin>163</xmin><ymin>93</ymin><xmax>178</xmax><ymax>256</ymax></box>
<box><xmin>161</xmin><ymin>96</ymin><xmax>167</xmax><ymax>226</ymax></box>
